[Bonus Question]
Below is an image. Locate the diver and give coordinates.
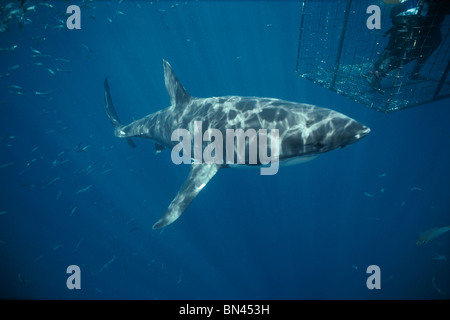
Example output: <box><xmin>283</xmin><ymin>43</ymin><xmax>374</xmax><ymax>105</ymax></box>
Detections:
<box><xmin>365</xmin><ymin>0</ymin><xmax>450</xmax><ymax>94</ymax></box>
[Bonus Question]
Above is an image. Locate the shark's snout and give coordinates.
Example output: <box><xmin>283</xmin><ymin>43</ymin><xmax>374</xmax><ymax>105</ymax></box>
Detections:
<box><xmin>337</xmin><ymin>121</ymin><xmax>370</xmax><ymax>148</ymax></box>
<box><xmin>355</xmin><ymin>126</ymin><xmax>370</xmax><ymax>140</ymax></box>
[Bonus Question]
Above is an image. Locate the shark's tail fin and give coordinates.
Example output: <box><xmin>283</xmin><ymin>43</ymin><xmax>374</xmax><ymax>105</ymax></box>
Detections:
<box><xmin>104</xmin><ymin>78</ymin><xmax>136</xmax><ymax>148</ymax></box>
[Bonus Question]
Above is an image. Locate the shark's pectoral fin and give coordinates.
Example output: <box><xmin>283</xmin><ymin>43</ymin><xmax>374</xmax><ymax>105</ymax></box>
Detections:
<box><xmin>152</xmin><ymin>163</ymin><xmax>222</xmax><ymax>229</ymax></box>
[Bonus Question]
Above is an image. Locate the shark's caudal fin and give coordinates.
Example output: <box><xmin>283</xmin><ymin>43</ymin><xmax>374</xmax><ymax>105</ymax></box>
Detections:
<box><xmin>162</xmin><ymin>59</ymin><xmax>192</xmax><ymax>107</ymax></box>
<box><xmin>104</xmin><ymin>78</ymin><xmax>136</xmax><ymax>148</ymax></box>
<box><xmin>152</xmin><ymin>163</ymin><xmax>222</xmax><ymax>229</ymax></box>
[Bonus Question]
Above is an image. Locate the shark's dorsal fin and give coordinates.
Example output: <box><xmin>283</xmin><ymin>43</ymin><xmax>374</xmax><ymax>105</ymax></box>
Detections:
<box><xmin>163</xmin><ymin>60</ymin><xmax>191</xmax><ymax>107</ymax></box>
<box><xmin>152</xmin><ymin>163</ymin><xmax>222</xmax><ymax>229</ymax></box>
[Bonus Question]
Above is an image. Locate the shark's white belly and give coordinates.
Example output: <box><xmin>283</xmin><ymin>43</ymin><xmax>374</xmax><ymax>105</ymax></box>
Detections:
<box><xmin>227</xmin><ymin>154</ymin><xmax>317</xmax><ymax>169</ymax></box>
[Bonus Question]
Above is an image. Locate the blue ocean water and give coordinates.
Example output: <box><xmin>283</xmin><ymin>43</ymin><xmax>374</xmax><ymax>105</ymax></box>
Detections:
<box><xmin>0</xmin><ymin>0</ymin><xmax>449</xmax><ymax>300</ymax></box>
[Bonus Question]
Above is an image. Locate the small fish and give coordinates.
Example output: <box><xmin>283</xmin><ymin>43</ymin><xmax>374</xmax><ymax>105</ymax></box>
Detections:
<box><xmin>432</xmin><ymin>253</ymin><xmax>447</xmax><ymax>261</ymax></box>
<box><xmin>46</xmin><ymin>68</ymin><xmax>55</xmax><ymax>75</ymax></box>
<box><xmin>70</xmin><ymin>206</ymin><xmax>77</xmax><ymax>216</ymax></box>
<box><xmin>55</xmin><ymin>58</ymin><xmax>71</xmax><ymax>63</ymax></box>
<box><xmin>31</xmin><ymin>53</ymin><xmax>51</xmax><ymax>58</ymax></box>
<box><xmin>39</xmin><ymin>3</ymin><xmax>53</xmax><ymax>8</ymax></box>
<box><xmin>56</xmin><ymin>191</ymin><xmax>62</xmax><ymax>201</ymax></box>
<box><xmin>79</xmin><ymin>163</ymin><xmax>96</xmax><ymax>174</ymax></box>
<box><xmin>0</xmin><ymin>211</ymin><xmax>7</xmax><ymax>215</ymax></box>
<box><xmin>7</xmin><ymin>85</ymin><xmax>23</xmax><ymax>91</ymax></box>
<box><xmin>99</xmin><ymin>255</ymin><xmax>116</xmax><ymax>273</ymax></box>
<box><xmin>7</xmin><ymin>65</ymin><xmax>20</xmax><ymax>71</ymax></box>
<box><xmin>51</xmin><ymin>159</ymin><xmax>60</xmax><ymax>167</ymax></box>
<box><xmin>73</xmin><ymin>238</ymin><xmax>83</xmax><ymax>253</ymax></box>
<box><xmin>416</xmin><ymin>226</ymin><xmax>450</xmax><ymax>245</ymax></box>
<box><xmin>432</xmin><ymin>276</ymin><xmax>446</xmax><ymax>296</ymax></box>
<box><xmin>18</xmin><ymin>273</ymin><xmax>26</xmax><ymax>284</ymax></box>
<box><xmin>75</xmin><ymin>142</ymin><xmax>89</xmax><ymax>152</ymax></box>
<box><xmin>56</xmin><ymin>68</ymin><xmax>72</xmax><ymax>73</ymax></box>
<box><xmin>76</xmin><ymin>185</ymin><xmax>93</xmax><ymax>194</ymax></box>
<box><xmin>379</xmin><ymin>173</ymin><xmax>387</xmax><ymax>177</ymax></box>
<box><xmin>53</xmin><ymin>243</ymin><xmax>63</xmax><ymax>251</ymax></box>
<box><xmin>7</xmin><ymin>85</ymin><xmax>25</xmax><ymax>94</ymax></box>
<box><xmin>42</xmin><ymin>177</ymin><xmax>61</xmax><ymax>188</ymax></box>
<box><xmin>363</xmin><ymin>192</ymin><xmax>375</xmax><ymax>198</ymax></box>
<box><xmin>0</xmin><ymin>45</ymin><xmax>18</xmax><ymax>52</ymax></box>
<box><xmin>81</xmin><ymin>44</ymin><xmax>93</xmax><ymax>53</ymax></box>
<box><xmin>107</xmin><ymin>17</ymin><xmax>113</xmax><ymax>23</ymax></box>
<box><xmin>20</xmin><ymin>183</ymin><xmax>36</xmax><ymax>188</ymax></box>
<box><xmin>30</xmin><ymin>48</ymin><xmax>41</xmax><ymax>54</ymax></box>
<box><xmin>31</xmin><ymin>35</ymin><xmax>46</xmax><ymax>42</ymax></box>
<box><xmin>0</xmin><ymin>162</ymin><xmax>15</xmax><ymax>168</ymax></box>
<box><xmin>35</xmin><ymin>91</ymin><xmax>52</xmax><ymax>95</ymax></box>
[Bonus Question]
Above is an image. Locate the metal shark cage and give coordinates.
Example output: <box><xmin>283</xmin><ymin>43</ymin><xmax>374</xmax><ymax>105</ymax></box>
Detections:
<box><xmin>295</xmin><ymin>0</ymin><xmax>450</xmax><ymax>113</ymax></box>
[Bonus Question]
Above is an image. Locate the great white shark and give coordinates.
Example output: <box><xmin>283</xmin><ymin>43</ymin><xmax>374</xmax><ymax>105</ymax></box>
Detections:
<box><xmin>104</xmin><ymin>60</ymin><xmax>370</xmax><ymax>229</ymax></box>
